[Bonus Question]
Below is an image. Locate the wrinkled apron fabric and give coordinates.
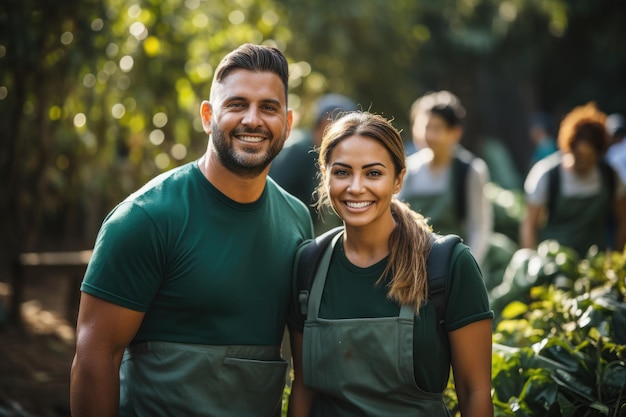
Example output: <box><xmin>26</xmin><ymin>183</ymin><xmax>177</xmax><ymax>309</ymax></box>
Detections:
<box><xmin>120</xmin><ymin>342</ymin><xmax>286</xmax><ymax>417</ymax></box>
<box><xmin>303</xmin><ymin>235</ymin><xmax>450</xmax><ymax>416</ymax></box>
<box><xmin>543</xmin><ymin>188</ymin><xmax>610</xmax><ymax>256</ymax></box>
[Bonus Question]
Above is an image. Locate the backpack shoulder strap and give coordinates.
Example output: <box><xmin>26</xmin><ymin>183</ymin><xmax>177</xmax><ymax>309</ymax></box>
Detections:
<box><xmin>599</xmin><ymin>160</ymin><xmax>616</xmax><ymax>201</ymax></box>
<box><xmin>427</xmin><ymin>234</ymin><xmax>463</xmax><ymax>329</ymax></box>
<box><xmin>545</xmin><ymin>155</ymin><xmax>614</xmax><ymax>217</ymax></box>
<box><xmin>297</xmin><ymin>229</ymin><xmax>462</xmax><ymax>327</ymax></box>
<box><xmin>546</xmin><ymin>162</ymin><xmax>560</xmax><ymax>218</ymax></box>
<box><xmin>296</xmin><ymin>226</ymin><xmax>343</xmax><ymax>315</ymax></box>
<box><xmin>452</xmin><ymin>148</ymin><xmax>474</xmax><ymax>222</ymax></box>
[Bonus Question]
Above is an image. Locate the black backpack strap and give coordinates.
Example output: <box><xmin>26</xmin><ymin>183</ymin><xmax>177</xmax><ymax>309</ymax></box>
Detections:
<box><xmin>427</xmin><ymin>234</ymin><xmax>463</xmax><ymax>331</ymax></box>
<box><xmin>296</xmin><ymin>226</ymin><xmax>343</xmax><ymax>315</ymax></box>
<box><xmin>599</xmin><ymin>160</ymin><xmax>616</xmax><ymax>202</ymax></box>
<box><xmin>546</xmin><ymin>159</ymin><xmax>615</xmax><ymax>221</ymax></box>
<box><xmin>297</xmin><ymin>229</ymin><xmax>461</xmax><ymax>332</ymax></box>
<box><xmin>452</xmin><ymin>148</ymin><xmax>474</xmax><ymax>222</ymax></box>
<box><xmin>546</xmin><ymin>163</ymin><xmax>560</xmax><ymax>220</ymax></box>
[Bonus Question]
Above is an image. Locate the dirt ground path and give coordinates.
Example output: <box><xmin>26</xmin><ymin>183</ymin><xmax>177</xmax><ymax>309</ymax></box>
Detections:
<box><xmin>0</xmin><ymin>274</ymin><xmax>76</xmax><ymax>417</ymax></box>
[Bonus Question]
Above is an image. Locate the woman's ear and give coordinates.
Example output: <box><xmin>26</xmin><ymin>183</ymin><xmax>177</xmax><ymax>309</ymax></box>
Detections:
<box><xmin>394</xmin><ymin>168</ymin><xmax>406</xmax><ymax>195</ymax></box>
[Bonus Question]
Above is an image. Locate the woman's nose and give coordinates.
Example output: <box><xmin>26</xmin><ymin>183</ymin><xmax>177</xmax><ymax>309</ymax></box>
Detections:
<box><xmin>347</xmin><ymin>176</ymin><xmax>364</xmax><ymax>193</ymax></box>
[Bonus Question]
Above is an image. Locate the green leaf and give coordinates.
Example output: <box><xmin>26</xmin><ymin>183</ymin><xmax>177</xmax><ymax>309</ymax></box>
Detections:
<box><xmin>556</xmin><ymin>392</ymin><xmax>576</xmax><ymax>417</ymax></box>
<box><xmin>501</xmin><ymin>301</ymin><xmax>529</xmax><ymax>319</ymax></box>
<box><xmin>551</xmin><ymin>368</ymin><xmax>595</xmax><ymax>401</ymax></box>
<box><xmin>602</xmin><ymin>363</ymin><xmax>626</xmax><ymax>389</ymax></box>
<box><xmin>518</xmin><ymin>372</ymin><xmax>559</xmax><ymax>413</ymax></box>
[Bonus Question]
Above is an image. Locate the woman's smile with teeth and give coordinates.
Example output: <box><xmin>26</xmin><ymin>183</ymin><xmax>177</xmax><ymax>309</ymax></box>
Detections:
<box><xmin>345</xmin><ymin>201</ymin><xmax>373</xmax><ymax>209</ymax></box>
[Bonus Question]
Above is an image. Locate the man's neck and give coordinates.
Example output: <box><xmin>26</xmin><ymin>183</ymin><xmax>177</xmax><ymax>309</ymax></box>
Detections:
<box><xmin>430</xmin><ymin>148</ymin><xmax>454</xmax><ymax>170</ymax></box>
<box><xmin>197</xmin><ymin>153</ymin><xmax>268</xmax><ymax>204</ymax></box>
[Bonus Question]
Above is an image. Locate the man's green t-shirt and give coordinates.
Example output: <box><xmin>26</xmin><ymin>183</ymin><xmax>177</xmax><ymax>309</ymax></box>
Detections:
<box><xmin>82</xmin><ymin>162</ymin><xmax>313</xmax><ymax>347</ymax></box>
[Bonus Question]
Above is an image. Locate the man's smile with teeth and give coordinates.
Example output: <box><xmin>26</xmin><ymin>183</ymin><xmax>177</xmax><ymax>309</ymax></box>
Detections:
<box><xmin>345</xmin><ymin>201</ymin><xmax>373</xmax><ymax>209</ymax></box>
<box><xmin>238</xmin><ymin>135</ymin><xmax>264</xmax><ymax>143</ymax></box>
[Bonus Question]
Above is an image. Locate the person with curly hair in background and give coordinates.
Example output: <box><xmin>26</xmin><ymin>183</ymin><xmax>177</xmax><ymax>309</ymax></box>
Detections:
<box><xmin>520</xmin><ymin>102</ymin><xmax>626</xmax><ymax>256</ymax></box>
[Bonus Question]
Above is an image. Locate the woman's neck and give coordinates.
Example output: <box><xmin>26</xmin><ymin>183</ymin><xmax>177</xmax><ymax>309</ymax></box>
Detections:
<box><xmin>342</xmin><ymin>215</ymin><xmax>396</xmax><ymax>267</ymax></box>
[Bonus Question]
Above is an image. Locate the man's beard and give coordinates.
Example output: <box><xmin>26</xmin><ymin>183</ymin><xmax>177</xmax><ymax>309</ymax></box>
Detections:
<box><xmin>210</xmin><ymin>121</ymin><xmax>286</xmax><ymax>179</ymax></box>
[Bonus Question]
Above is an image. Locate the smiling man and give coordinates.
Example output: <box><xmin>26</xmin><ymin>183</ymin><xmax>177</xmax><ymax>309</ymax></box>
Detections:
<box><xmin>70</xmin><ymin>44</ymin><xmax>313</xmax><ymax>417</ymax></box>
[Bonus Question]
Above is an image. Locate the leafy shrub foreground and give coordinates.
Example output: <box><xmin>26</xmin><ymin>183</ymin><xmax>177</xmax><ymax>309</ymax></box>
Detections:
<box><xmin>487</xmin><ymin>242</ymin><xmax>626</xmax><ymax>416</ymax></box>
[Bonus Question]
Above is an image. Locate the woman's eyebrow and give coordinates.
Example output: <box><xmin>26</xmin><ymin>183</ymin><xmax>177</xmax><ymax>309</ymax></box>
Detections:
<box><xmin>330</xmin><ymin>162</ymin><xmax>387</xmax><ymax>168</ymax></box>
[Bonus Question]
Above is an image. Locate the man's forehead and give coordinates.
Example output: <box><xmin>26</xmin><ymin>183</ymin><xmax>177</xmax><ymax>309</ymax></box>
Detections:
<box><xmin>211</xmin><ymin>69</ymin><xmax>285</xmax><ymax>102</ymax></box>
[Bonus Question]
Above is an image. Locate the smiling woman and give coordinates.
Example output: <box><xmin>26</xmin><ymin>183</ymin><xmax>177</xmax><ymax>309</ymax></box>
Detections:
<box><xmin>286</xmin><ymin>111</ymin><xmax>494</xmax><ymax>417</ymax></box>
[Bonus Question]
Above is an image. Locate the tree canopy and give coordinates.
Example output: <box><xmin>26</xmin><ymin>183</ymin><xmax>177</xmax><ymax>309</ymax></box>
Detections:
<box><xmin>1</xmin><ymin>0</ymin><xmax>625</xmax><ymax>256</ymax></box>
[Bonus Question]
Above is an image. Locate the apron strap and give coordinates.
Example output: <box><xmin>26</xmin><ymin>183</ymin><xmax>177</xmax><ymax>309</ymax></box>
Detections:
<box><xmin>307</xmin><ymin>232</ymin><xmax>343</xmax><ymax>321</ymax></box>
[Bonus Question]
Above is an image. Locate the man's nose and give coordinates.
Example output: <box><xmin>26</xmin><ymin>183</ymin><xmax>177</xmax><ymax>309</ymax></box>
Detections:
<box><xmin>242</xmin><ymin>106</ymin><xmax>262</xmax><ymax>127</ymax></box>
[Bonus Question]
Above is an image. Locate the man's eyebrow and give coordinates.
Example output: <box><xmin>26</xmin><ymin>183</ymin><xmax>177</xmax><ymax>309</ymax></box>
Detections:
<box><xmin>261</xmin><ymin>98</ymin><xmax>282</xmax><ymax>106</ymax></box>
<box><xmin>223</xmin><ymin>96</ymin><xmax>283</xmax><ymax>107</ymax></box>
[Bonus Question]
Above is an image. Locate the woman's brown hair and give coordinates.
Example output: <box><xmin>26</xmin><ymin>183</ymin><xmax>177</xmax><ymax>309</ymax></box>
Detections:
<box><xmin>316</xmin><ymin>112</ymin><xmax>433</xmax><ymax>312</ymax></box>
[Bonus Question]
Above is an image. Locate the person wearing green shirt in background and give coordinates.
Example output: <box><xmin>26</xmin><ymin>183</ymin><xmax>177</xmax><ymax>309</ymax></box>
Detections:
<box><xmin>528</xmin><ymin>111</ymin><xmax>558</xmax><ymax>168</ymax></box>
<box><xmin>521</xmin><ymin>102</ymin><xmax>626</xmax><ymax>256</ymax></box>
<box><xmin>70</xmin><ymin>43</ymin><xmax>313</xmax><ymax>417</ymax></box>
<box><xmin>270</xmin><ymin>93</ymin><xmax>357</xmax><ymax>234</ymax></box>
<box><xmin>288</xmin><ymin>111</ymin><xmax>493</xmax><ymax>417</ymax></box>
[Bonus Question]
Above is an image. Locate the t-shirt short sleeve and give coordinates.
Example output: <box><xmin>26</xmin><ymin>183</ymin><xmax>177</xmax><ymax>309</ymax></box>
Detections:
<box><xmin>80</xmin><ymin>201</ymin><xmax>165</xmax><ymax>312</ymax></box>
<box><xmin>524</xmin><ymin>160</ymin><xmax>551</xmax><ymax>206</ymax></box>
<box><xmin>444</xmin><ymin>244</ymin><xmax>494</xmax><ymax>332</ymax></box>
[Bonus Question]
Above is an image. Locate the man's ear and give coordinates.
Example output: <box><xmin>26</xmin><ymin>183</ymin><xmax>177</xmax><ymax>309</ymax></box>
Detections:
<box><xmin>200</xmin><ymin>100</ymin><xmax>212</xmax><ymax>134</ymax></box>
<box><xmin>285</xmin><ymin>108</ymin><xmax>294</xmax><ymax>139</ymax></box>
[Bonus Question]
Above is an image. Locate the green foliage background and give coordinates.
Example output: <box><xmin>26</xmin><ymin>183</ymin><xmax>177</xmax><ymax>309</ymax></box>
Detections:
<box><xmin>2</xmin><ymin>0</ymin><xmax>626</xmax><ymax>257</ymax></box>
<box><xmin>2</xmin><ymin>2</ymin><xmax>626</xmax><ymax>415</ymax></box>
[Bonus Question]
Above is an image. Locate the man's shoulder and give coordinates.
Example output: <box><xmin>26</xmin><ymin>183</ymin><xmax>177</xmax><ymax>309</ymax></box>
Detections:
<box><xmin>126</xmin><ymin>162</ymin><xmax>196</xmax><ymax>201</ymax></box>
<box><xmin>115</xmin><ymin>162</ymin><xmax>197</xmax><ymax>220</ymax></box>
<box><xmin>269</xmin><ymin>130</ymin><xmax>316</xmax><ymax>178</ymax></box>
<box><xmin>405</xmin><ymin>149</ymin><xmax>431</xmax><ymax>171</ymax></box>
<box><xmin>530</xmin><ymin>151</ymin><xmax>562</xmax><ymax>176</ymax></box>
<box><xmin>267</xmin><ymin>177</ymin><xmax>312</xmax><ymax>214</ymax></box>
<box><xmin>274</xmin><ymin>129</ymin><xmax>314</xmax><ymax>160</ymax></box>
<box><xmin>283</xmin><ymin>128</ymin><xmax>314</xmax><ymax>149</ymax></box>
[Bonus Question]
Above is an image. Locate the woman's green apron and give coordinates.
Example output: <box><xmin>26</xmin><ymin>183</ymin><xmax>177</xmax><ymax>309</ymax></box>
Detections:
<box><xmin>302</xmin><ymin>234</ymin><xmax>451</xmax><ymax>416</ymax></box>
<box><xmin>542</xmin><ymin>184</ymin><xmax>611</xmax><ymax>256</ymax></box>
<box><xmin>404</xmin><ymin>192</ymin><xmax>459</xmax><ymax>237</ymax></box>
<box><xmin>119</xmin><ymin>342</ymin><xmax>287</xmax><ymax>416</ymax></box>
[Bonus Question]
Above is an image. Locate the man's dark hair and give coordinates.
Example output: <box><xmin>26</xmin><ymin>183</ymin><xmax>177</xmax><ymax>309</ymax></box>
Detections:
<box><xmin>213</xmin><ymin>43</ymin><xmax>289</xmax><ymax>99</ymax></box>
<box><xmin>409</xmin><ymin>90</ymin><xmax>466</xmax><ymax>128</ymax></box>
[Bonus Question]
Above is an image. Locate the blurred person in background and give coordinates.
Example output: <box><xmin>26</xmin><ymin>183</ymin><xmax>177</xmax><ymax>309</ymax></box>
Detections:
<box><xmin>520</xmin><ymin>102</ymin><xmax>626</xmax><ymax>256</ymax></box>
<box><xmin>604</xmin><ymin>112</ymin><xmax>626</xmax><ymax>248</ymax></box>
<box><xmin>270</xmin><ymin>93</ymin><xmax>358</xmax><ymax>234</ymax></box>
<box><xmin>528</xmin><ymin>111</ymin><xmax>558</xmax><ymax>169</ymax></box>
<box><xmin>397</xmin><ymin>90</ymin><xmax>493</xmax><ymax>269</ymax></box>
<box><xmin>605</xmin><ymin>112</ymin><xmax>626</xmax><ymax>183</ymax></box>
